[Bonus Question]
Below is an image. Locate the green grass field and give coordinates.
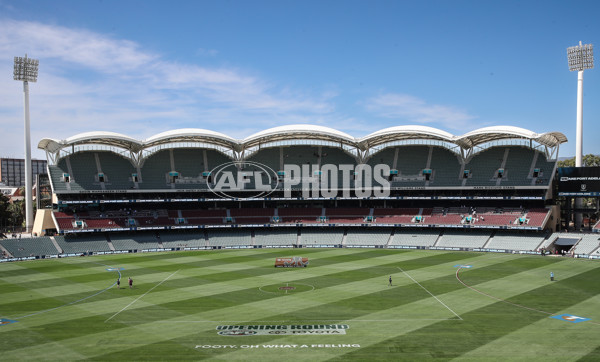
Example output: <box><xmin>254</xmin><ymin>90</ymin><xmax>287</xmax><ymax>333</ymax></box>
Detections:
<box><xmin>1</xmin><ymin>248</ymin><xmax>600</xmax><ymax>361</ymax></box>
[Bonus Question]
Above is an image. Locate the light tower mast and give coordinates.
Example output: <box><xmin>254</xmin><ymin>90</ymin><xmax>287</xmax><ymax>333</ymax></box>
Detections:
<box><xmin>13</xmin><ymin>54</ymin><xmax>39</xmax><ymax>234</ymax></box>
<box><xmin>566</xmin><ymin>42</ymin><xmax>594</xmax><ymax>230</ymax></box>
<box><xmin>567</xmin><ymin>41</ymin><xmax>594</xmax><ymax>167</ymax></box>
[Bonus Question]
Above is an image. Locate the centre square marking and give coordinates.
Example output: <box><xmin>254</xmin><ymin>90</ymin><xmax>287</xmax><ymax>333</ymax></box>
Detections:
<box><xmin>454</xmin><ymin>265</ymin><xmax>473</xmax><ymax>268</ymax></box>
<box><xmin>279</xmin><ymin>286</ymin><xmax>296</xmax><ymax>290</ymax></box>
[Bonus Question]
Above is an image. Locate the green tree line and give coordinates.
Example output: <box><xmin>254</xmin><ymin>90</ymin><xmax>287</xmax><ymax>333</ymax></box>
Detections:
<box><xmin>0</xmin><ymin>192</ymin><xmax>25</xmax><ymax>234</ymax></box>
<box><xmin>557</xmin><ymin>154</ymin><xmax>600</xmax><ymax>167</ymax></box>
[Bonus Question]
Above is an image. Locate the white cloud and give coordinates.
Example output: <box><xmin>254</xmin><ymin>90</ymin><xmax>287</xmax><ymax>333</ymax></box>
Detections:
<box><xmin>0</xmin><ymin>19</ymin><xmax>479</xmax><ymax>162</ymax></box>
<box><xmin>0</xmin><ymin>20</ymin><xmax>156</xmax><ymax>73</ymax></box>
<box><xmin>365</xmin><ymin>93</ymin><xmax>478</xmax><ymax>131</ymax></box>
<box><xmin>0</xmin><ymin>19</ymin><xmax>338</xmax><ymax>158</ymax></box>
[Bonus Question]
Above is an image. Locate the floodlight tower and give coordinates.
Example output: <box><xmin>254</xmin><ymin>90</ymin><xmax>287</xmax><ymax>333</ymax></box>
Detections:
<box><xmin>13</xmin><ymin>54</ymin><xmax>39</xmax><ymax>234</ymax></box>
<box><xmin>567</xmin><ymin>42</ymin><xmax>593</xmax><ymax>230</ymax></box>
<box><xmin>567</xmin><ymin>41</ymin><xmax>594</xmax><ymax>167</ymax></box>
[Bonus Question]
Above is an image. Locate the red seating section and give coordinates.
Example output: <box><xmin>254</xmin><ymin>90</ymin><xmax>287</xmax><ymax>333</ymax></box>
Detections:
<box><xmin>53</xmin><ymin>207</ymin><xmax>551</xmax><ymax>231</ymax></box>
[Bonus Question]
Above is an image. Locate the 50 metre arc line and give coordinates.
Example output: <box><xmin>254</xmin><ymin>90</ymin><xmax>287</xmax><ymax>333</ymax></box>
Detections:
<box><xmin>398</xmin><ymin>266</ymin><xmax>463</xmax><ymax>320</ymax></box>
<box><xmin>15</xmin><ymin>263</ymin><xmax>123</xmax><ymax>320</ymax></box>
<box><xmin>105</xmin><ymin>269</ymin><xmax>180</xmax><ymax>323</ymax></box>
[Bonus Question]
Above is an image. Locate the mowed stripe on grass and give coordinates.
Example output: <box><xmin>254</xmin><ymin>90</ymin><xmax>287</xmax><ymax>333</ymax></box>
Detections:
<box><xmin>0</xmin><ymin>247</ymin><xmax>472</xmax><ymax>358</ymax></box>
<box><xmin>0</xmin><ymin>248</ymin><xmax>372</xmax><ymax>314</ymax></box>
<box><xmin>0</xmin><ymin>250</ymin><xmax>598</xmax><ymax>361</ymax></box>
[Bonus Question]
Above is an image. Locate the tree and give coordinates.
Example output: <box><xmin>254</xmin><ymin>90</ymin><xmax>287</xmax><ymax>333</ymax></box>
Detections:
<box><xmin>7</xmin><ymin>199</ymin><xmax>25</xmax><ymax>232</ymax></box>
<box><xmin>557</xmin><ymin>154</ymin><xmax>600</xmax><ymax>168</ymax></box>
<box><xmin>0</xmin><ymin>193</ymin><xmax>10</xmax><ymax>233</ymax></box>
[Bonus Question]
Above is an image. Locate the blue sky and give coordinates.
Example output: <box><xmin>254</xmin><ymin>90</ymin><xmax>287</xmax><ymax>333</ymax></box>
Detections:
<box><xmin>0</xmin><ymin>0</ymin><xmax>598</xmax><ymax>160</ymax></box>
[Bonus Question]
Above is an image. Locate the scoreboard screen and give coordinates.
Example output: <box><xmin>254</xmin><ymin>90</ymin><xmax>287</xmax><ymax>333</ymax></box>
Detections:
<box><xmin>557</xmin><ymin>167</ymin><xmax>600</xmax><ymax>196</ymax></box>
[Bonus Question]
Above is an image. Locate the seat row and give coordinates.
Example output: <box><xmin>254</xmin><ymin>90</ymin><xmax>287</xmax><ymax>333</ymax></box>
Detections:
<box><xmin>53</xmin><ymin>207</ymin><xmax>550</xmax><ymax>232</ymax></box>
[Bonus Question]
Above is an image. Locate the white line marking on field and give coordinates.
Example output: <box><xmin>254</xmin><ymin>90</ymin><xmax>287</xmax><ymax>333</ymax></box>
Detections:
<box><xmin>398</xmin><ymin>267</ymin><xmax>463</xmax><ymax>320</ymax></box>
<box><xmin>258</xmin><ymin>282</ymin><xmax>315</xmax><ymax>294</ymax></box>
<box><xmin>105</xmin><ymin>269</ymin><xmax>180</xmax><ymax>323</ymax></box>
<box><xmin>15</xmin><ymin>264</ymin><xmax>123</xmax><ymax>320</ymax></box>
<box><xmin>118</xmin><ymin>318</ymin><xmax>457</xmax><ymax>323</ymax></box>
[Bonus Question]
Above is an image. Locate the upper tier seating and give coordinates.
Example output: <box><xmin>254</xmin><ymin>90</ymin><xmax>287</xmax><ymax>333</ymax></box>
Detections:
<box><xmin>463</xmin><ymin>147</ymin><xmax>506</xmax><ymax>186</ymax></box>
<box><xmin>47</xmin><ymin>144</ymin><xmax>557</xmax><ymax>193</ymax></box>
<box><xmin>96</xmin><ymin>151</ymin><xmax>137</xmax><ymax>190</ymax></box>
<box><xmin>138</xmin><ymin>149</ymin><xmax>172</xmax><ymax>189</ymax></box>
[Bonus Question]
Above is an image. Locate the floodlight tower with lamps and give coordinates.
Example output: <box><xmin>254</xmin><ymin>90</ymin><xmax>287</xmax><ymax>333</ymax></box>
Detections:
<box><xmin>567</xmin><ymin>42</ymin><xmax>593</xmax><ymax>231</ymax></box>
<box><xmin>13</xmin><ymin>54</ymin><xmax>39</xmax><ymax>234</ymax></box>
<box><xmin>567</xmin><ymin>41</ymin><xmax>594</xmax><ymax>167</ymax></box>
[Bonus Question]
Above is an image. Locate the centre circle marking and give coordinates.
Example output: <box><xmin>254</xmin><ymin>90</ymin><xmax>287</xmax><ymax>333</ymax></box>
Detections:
<box><xmin>259</xmin><ymin>282</ymin><xmax>315</xmax><ymax>294</ymax></box>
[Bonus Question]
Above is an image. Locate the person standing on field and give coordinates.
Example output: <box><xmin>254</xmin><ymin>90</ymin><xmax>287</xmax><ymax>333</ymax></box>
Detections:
<box><xmin>389</xmin><ymin>276</ymin><xmax>392</xmax><ymax>286</ymax></box>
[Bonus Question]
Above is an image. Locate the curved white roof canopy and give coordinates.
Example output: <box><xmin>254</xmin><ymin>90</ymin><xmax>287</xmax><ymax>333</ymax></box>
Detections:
<box><xmin>456</xmin><ymin>126</ymin><xmax>568</xmax><ymax>149</ymax></box>
<box><xmin>359</xmin><ymin>125</ymin><xmax>456</xmax><ymax>149</ymax></box>
<box><xmin>38</xmin><ymin>125</ymin><xmax>567</xmax><ymax>158</ymax></box>
<box><xmin>38</xmin><ymin>131</ymin><xmax>143</xmax><ymax>154</ymax></box>
<box><xmin>143</xmin><ymin>128</ymin><xmax>240</xmax><ymax>151</ymax></box>
<box><xmin>242</xmin><ymin>124</ymin><xmax>357</xmax><ymax>150</ymax></box>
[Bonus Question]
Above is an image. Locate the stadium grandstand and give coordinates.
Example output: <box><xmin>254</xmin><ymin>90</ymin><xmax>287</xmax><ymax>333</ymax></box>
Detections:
<box><xmin>3</xmin><ymin>123</ymin><xmax>599</xmax><ymax>261</ymax></box>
